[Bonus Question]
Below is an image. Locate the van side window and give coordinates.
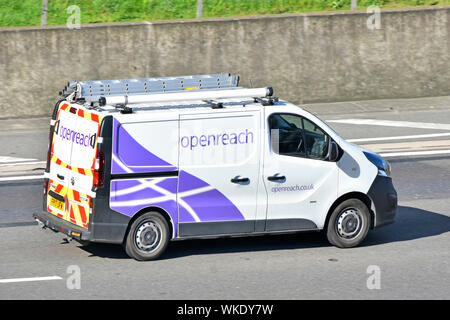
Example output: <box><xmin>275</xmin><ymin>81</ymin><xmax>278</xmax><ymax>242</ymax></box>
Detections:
<box><xmin>269</xmin><ymin>113</ymin><xmax>330</xmax><ymax>160</ymax></box>
<box><xmin>302</xmin><ymin>118</ymin><xmax>330</xmax><ymax>160</ymax></box>
<box><xmin>269</xmin><ymin>114</ymin><xmax>306</xmax><ymax>157</ymax></box>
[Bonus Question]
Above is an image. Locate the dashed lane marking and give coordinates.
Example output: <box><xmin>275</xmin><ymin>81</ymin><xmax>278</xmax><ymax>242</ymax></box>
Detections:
<box><xmin>347</xmin><ymin>132</ymin><xmax>450</xmax><ymax>143</ymax></box>
<box><xmin>0</xmin><ymin>156</ymin><xmax>38</xmax><ymax>163</ymax></box>
<box><xmin>328</xmin><ymin>119</ymin><xmax>450</xmax><ymax>131</ymax></box>
<box><xmin>0</xmin><ymin>276</ymin><xmax>62</xmax><ymax>284</ymax></box>
<box><xmin>380</xmin><ymin>150</ymin><xmax>450</xmax><ymax>158</ymax></box>
<box><xmin>0</xmin><ymin>175</ymin><xmax>45</xmax><ymax>182</ymax></box>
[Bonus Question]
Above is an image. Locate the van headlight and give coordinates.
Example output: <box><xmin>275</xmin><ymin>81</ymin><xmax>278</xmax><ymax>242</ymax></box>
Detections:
<box><xmin>363</xmin><ymin>151</ymin><xmax>391</xmax><ymax>177</ymax></box>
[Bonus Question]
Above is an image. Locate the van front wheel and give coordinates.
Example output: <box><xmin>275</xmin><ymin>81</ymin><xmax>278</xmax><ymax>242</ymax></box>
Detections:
<box><xmin>125</xmin><ymin>212</ymin><xmax>169</xmax><ymax>261</ymax></box>
<box><xmin>326</xmin><ymin>199</ymin><xmax>370</xmax><ymax>248</ymax></box>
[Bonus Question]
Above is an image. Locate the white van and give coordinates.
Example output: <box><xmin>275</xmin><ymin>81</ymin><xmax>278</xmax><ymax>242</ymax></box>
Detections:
<box><xmin>34</xmin><ymin>74</ymin><xmax>397</xmax><ymax>260</ymax></box>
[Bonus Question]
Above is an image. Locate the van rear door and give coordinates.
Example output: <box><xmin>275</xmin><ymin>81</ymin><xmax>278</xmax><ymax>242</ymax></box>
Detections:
<box><xmin>65</xmin><ymin>108</ymin><xmax>102</xmax><ymax>229</ymax></box>
<box><xmin>46</xmin><ymin>103</ymin><xmax>102</xmax><ymax>229</ymax></box>
<box><xmin>46</xmin><ymin>103</ymin><xmax>77</xmax><ymax>222</ymax></box>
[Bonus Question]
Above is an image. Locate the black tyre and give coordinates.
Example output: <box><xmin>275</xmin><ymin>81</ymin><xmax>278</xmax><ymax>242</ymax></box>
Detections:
<box><xmin>124</xmin><ymin>212</ymin><xmax>170</xmax><ymax>261</ymax></box>
<box><xmin>326</xmin><ymin>199</ymin><xmax>371</xmax><ymax>248</ymax></box>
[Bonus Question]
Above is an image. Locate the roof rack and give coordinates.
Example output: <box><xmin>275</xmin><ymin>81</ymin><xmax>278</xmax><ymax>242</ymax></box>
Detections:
<box><xmin>60</xmin><ymin>73</ymin><xmax>240</xmax><ymax>103</ymax></box>
<box><xmin>98</xmin><ymin>87</ymin><xmax>274</xmax><ymax>106</ymax></box>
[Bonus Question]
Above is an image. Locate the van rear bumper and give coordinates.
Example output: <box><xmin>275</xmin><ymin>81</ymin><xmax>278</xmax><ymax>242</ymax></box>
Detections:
<box><xmin>33</xmin><ymin>211</ymin><xmax>91</xmax><ymax>241</ymax></box>
<box><xmin>367</xmin><ymin>175</ymin><xmax>398</xmax><ymax>228</ymax></box>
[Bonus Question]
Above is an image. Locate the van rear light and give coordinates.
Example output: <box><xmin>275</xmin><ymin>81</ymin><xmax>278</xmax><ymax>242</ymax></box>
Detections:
<box><xmin>93</xmin><ymin>149</ymin><xmax>105</xmax><ymax>189</ymax></box>
<box><xmin>45</xmin><ymin>129</ymin><xmax>53</xmax><ymax>172</ymax></box>
<box><xmin>46</xmin><ymin>119</ymin><xmax>59</xmax><ymax>173</ymax></box>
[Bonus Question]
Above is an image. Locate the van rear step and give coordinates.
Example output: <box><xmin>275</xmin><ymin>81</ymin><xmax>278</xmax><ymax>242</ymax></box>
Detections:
<box><xmin>33</xmin><ymin>212</ymin><xmax>91</xmax><ymax>241</ymax></box>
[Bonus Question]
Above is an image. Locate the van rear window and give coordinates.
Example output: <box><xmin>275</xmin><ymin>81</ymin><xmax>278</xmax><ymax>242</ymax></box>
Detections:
<box><xmin>52</xmin><ymin>108</ymin><xmax>77</xmax><ymax>165</ymax></box>
<box><xmin>69</xmin><ymin>116</ymin><xmax>101</xmax><ymax>170</ymax></box>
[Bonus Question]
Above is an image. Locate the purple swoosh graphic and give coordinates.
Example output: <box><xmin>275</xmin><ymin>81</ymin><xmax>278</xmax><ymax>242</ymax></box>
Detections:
<box><xmin>111</xmin><ymin>184</ymin><xmax>165</xmax><ymax>203</ymax></box>
<box><xmin>110</xmin><ymin>177</ymin><xmax>180</xmax><ymax>237</ymax></box>
<box><xmin>112</xmin><ymin>118</ymin><xmax>177</xmax><ymax>173</ymax></box>
<box><xmin>109</xmin><ymin>119</ymin><xmax>246</xmax><ymax>238</ymax></box>
<box><xmin>178</xmin><ymin>170</ymin><xmax>245</xmax><ymax>222</ymax></box>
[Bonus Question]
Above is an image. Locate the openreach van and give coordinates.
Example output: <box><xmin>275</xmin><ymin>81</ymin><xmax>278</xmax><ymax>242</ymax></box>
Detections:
<box><xmin>34</xmin><ymin>73</ymin><xmax>397</xmax><ymax>261</ymax></box>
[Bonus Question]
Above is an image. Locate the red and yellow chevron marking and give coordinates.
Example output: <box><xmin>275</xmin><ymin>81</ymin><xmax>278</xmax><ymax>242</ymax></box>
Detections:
<box><xmin>58</xmin><ymin>102</ymin><xmax>101</xmax><ymax>123</ymax></box>
<box><xmin>47</xmin><ymin>179</ymin><xmax>67</xmax><ymax>219</ymax></box>
<box><xmin>45</xmin><ymin>101</ymin><xmax>100</xmax><ymax>229</ymax></box>
<box><xmin>46</xmin><ymin>180</ymin><xmax>90</xmax><ymax>229</ymax></box>
<box><xmin>51</xmin><ymin>155</ymin><xmax>94</xmax><ymax>177</ymax></box>
<box><xmin>77</xmin><ymin>108</ymin><xmax>101</xmax><ymax>123</ymax></box>
<box><xmin>51</xmin><ymin>102</ymin><xmax>102</xmax><ymax>173</ymax></box>
<box><xmin>59</xmin><ymin>103</ymin><xmax>70</xmax><ymax>112</ymax></box>
<box><xmin>67</xmin><ymin>189</ymin><xmax>90</xmax><ymax>229</ymax></box>
<box><xmin>58</xmin><ymin>103</ymin><xmax>100</xmax><ymax>123</ymax></box>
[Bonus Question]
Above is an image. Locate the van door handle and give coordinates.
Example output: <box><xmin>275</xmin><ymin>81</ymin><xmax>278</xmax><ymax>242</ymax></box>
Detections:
<box><xmin>57</xmin><ymin>174</ymin><xmax>65</xmax><ymax>180</ymax></box>
<box><xmin>268</xmin><ymin>175</ymin><xmax>286</xmax><ymax>182</ymax></box>
<box><xmin>231</xmin><ymin>177</ymin><xmax>250</xmax><ymax>184</ymax></box>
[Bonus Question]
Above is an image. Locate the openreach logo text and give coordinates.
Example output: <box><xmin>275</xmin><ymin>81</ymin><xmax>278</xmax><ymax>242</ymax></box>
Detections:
<box><xmin>271</xmin><ymin>184</ymin><xmax>314</xmax><ymax>193</ymax></box>
<box><xmin>180</xmin><ymin>129</ymin><xmax>254</xmax><ymax>150</ymax></box>
<box><xmin>56</xmin><ymin>123</ymin><xmax>97</xmax><ymax>149</ymax></box>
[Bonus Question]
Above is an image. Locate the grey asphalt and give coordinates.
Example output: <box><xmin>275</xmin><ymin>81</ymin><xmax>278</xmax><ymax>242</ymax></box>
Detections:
<box><xmin>0</xmin><ymin>117</ymin><xmax>49</xmax><ymax>162</ymax></box>
<box><xmin>0</xmin><ymin>96</ymin><xmax>449</xmax><ymax>300</ymax></box>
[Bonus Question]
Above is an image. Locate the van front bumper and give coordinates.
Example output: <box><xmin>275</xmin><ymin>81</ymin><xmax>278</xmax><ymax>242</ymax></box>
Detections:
<box><xmin>33</xmin><ymin>211</ymin><xmax>92</xmax><ymax>241</ymax></box>
<box><xmin>367</xmin><ymin>175</ymin><xmax>398</xmax><ymax>228</ymax></box>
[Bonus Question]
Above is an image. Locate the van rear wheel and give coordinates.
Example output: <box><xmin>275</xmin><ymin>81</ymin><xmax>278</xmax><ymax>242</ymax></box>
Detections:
<box><xmin>124</xmin><ymin>212</ymin><xmax>169</xmax><ymax>261</ymax></box>
<box><xmin>326</xmin><ymin>199</ymin><xmax>370</xmax><ymax>248</ymax></box>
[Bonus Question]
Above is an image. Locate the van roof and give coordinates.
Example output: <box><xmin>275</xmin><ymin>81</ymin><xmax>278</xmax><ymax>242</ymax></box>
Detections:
<box><xmin>67</xmin><ymin>96</ymin><xmax>292</xmax><ymax>119</ymax></box>
<box><xmin>59</xmin><ymin>73</ymin><xmax>294</xmax><ymax>119</ymax></box>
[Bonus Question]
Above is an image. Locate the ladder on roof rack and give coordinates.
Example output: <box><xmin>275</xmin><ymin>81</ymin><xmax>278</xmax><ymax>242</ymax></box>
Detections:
<box><xmin>60</xmin><ymin>73</ymin><xmax>240</xmax><ymax>103</ymax></box>
<box><xmin>98</xmin><ymin>87</ymin><xmax>274</xmax><ymax>106</ymax></box>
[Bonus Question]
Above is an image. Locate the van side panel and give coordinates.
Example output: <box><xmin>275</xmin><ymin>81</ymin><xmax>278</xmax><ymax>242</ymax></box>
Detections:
<box><xmin>89</xmin><ymin>116</ymin><xmax>131</xmax><ymax>243</ymax></box>
<box><xmin>111</xmin><ymin>118</ymin><xmax>178</xmax><ymax>174</ymax></box>
<box><xmin>177</xmin><ymin>111</ymin><xmax>261</xmax><ymax>236</ymax></box>
<box><xmin>108</xmin><ymin>111</ymin><xmax>261</xmax><ymax>239</ymax></box>
<box><xmin>108</xmin><ymin>117</ymin><xmax>180</xmax><ymax>237</ymax></box>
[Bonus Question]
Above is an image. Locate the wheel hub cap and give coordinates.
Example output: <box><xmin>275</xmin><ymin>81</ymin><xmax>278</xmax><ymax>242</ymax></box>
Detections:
<box><xmin>336</xmin><ymin>209</ymin><xmax>362</xmax><ymax>239</ymax></box>
<box><xmin>135</xmin><ymin>221</ymin><xmax>161</xmax><ymax>252</ymax></box>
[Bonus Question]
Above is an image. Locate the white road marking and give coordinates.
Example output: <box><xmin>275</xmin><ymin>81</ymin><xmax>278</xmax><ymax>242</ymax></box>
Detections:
<box><xmin>380</xmin><ymin>150</ymin><xmax>450</xmax><ymax>158</ymax></box>
<box><xmin>0</xmin><ymin>156</ymin><xmax>38</xmax><ymax>163</ymax></box>
<box><xmin>0</xmin><ymin>276</ymin><xmax>62</xmax><ymax>284</ymax></box>
<box><xmin>359</xmin><ymin>139</ymin><xmax>450</xmax><ymax>153</ymax></box>
<box><xmin>328</xmin><ymin>119</ymin><xmax>450</xmax><ymax>130</ymax></box>
<box><xmin>0</xmin><ymin>160</ymin><xmax>46</xmax><ymax>167</ymax></box>
<box><xmin>0</xmin><ymin>175</ymin><xmax>44</xmax><ymax>182</ymax></box>
<box><xmin>347</xmin><ymin>132</ymin><xmax>450</xmax><ymax>143</ymax></box>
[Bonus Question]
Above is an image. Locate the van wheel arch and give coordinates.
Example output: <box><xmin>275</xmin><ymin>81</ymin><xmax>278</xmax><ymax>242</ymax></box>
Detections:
<box><xmin>122</xmin><ymin>206</ymin><xmax>174</xmax><ymax>245</ymax></box>
<box><xmin>325</xmin><ymin>192</ymin><xmax>374</xmax><ymax>231</ymax></box>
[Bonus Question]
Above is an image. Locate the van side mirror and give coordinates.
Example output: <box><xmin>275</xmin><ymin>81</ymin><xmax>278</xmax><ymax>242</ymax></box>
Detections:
<box><xmin>328</xmin><ymin>141</ymin><xmax>339</xmax><ymax>162</ymax></box>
